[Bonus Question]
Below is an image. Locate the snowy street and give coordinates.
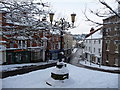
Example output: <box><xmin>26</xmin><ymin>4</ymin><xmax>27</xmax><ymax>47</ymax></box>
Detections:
<box><xmin>2</xmin><ymin>64</ymin><xmax>118</xmax><ymax>88</ymax></box>
<box><xmin>70</xmin><ymin>48</ymin><xmax>120</xmax><ymax>73</ymax></box>
<box><xmin>70</xmin><ymin>48</ymin><xmax>82</xmax><ymax>64</ymax></box>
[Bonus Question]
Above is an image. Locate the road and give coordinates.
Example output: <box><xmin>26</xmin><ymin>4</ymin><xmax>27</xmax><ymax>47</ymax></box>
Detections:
<box><xmin>69</xmin><ymin>48</ymin><xmax>84</xmax><ymax>67</ymax></box>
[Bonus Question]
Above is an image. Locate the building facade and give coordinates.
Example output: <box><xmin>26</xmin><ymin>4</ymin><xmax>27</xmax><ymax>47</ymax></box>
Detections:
<box><xmin>84</xmin><ymin>28</ymin><xmax>103</xmax><ymax>65</ymax></box>
<box><xmin>0</xmin><ymin>11</ymin><xmax>63</xmax><ymax>64</ymax></box>
<box><xmin>63</xmin><ymin>32</ymin><xmax>73</xmax><ymax>59</ymax></box>
<box><xmin>102</xmin><ymin>15</ymin><xmax>120</xmax><ymax>66</ymax></box>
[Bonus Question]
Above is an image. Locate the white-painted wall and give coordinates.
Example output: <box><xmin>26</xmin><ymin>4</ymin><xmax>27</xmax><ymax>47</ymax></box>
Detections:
<box><xmin>84</xmin><ymin>29</ymin><xmax>103</xmax><ymax>64</ymax></box>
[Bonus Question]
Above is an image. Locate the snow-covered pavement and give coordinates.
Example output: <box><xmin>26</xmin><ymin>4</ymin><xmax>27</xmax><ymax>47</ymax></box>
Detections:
<box><xmin>2</xmin><ymin>64</ymin><xmax>118</xmax><ymax>88</ymax></box>
<box><xmin>80</xmin><ymin>61</ymin><xmax>120</xmax><ymax>71</ymax></box>
<box><xmin>71</xmin><ymin>48</ymin><xmax>120</xmax><ymax>71</ymax></box>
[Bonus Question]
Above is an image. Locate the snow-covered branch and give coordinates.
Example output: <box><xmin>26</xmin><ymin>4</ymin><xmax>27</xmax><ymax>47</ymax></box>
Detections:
<box><xmin>0</xmin><ymin>0</ymin><xmax>51</xmax><ymax>41</ymax></box>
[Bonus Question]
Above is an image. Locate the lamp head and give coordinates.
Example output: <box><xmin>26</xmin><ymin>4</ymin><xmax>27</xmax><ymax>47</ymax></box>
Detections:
<box><xmin>71</xmin><ymin>13</ymin><xmax>76</xmax><ymax>23</ymax></box>
<box><xmin>49</xmin><ymin>13</ymin><xmax>54</xmax><ymax>24</ymax></box>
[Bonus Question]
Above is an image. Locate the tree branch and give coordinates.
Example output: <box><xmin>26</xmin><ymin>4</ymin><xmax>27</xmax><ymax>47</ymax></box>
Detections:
<box><xmin>99</xmin><ymin>0</ymin><xmax>120</xmax><ymax>18</ymax></box>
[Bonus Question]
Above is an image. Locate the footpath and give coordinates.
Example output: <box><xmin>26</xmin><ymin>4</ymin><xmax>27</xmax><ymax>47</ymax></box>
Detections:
<box><xmin>0</xmin><ymin>60</ymin><xmax>57</xmax><ymax>78</ymax></box>
<box><xmin>69</xmin><ymin>60</ymin><xmax>120</xmax><ymax>74</ymax></box>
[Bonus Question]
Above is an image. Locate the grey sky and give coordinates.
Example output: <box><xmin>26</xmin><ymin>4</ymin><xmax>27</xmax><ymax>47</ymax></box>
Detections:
<box><xmin>20</xmin><ymin>0</ymin><xmax>118</xmax><ymax>34</ymax></box>
<box><xmin>41</xmin><ymin>0</ymin><xmax>117</xmax><ymax>34</ymax></box>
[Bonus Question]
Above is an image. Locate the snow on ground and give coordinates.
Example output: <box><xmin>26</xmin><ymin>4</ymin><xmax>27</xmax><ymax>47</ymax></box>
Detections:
<box><xmin>0</xmin><ymin>60</ymin><xmax>58</xmax><ymax>72</ymax></box>
<box><xmin>80</xmin><ymin>61</ymin><xmax>120</xmax><ymax>71</ymax></box>
<box><xmin>2</xmin><ymin>64</ymin><xmax>118</xmax><ymax>88</ymax></box>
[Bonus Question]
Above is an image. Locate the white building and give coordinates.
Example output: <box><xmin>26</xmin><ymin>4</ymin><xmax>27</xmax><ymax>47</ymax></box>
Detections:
<box><xmin>84</xmin><ymin>28</ymin><xmax>103</xmax><ymax>64</ymax></box>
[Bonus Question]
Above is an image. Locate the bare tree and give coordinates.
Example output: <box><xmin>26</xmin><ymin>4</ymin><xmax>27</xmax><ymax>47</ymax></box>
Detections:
<box><xmin>84</xmin><ymin>0</ymin><xmax>120</xmax><ymax>26</ymax></box>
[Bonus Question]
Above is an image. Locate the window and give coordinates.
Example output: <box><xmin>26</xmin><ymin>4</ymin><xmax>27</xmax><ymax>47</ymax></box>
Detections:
<box><xmin>18</xmin><ymin>40</ymin><xmax>27</xmax><ymax>48</ymax></box>
<box><xmin>98</xmin><ymin>58</ymin><xmax>100</xmax><ymax>63</ymax></box>
<box><xmin>89</xmin><ymin>40</ymin><xmax>91</xmax><ymax>43</ymax></box>
<box><xmin>86</xmin><ymin>47</ymin><xmax>87</xmax><ymax>50</ymax></box>
<box><xmin>106</xmin><ymin>28</ymin><xmax>111</xmax><ymax>35</ymax></box>
<box><xmin>99</xmin><ymin>40</ymin><xmax>101</xmax><ymax>44</ymax></box>
<box><xmin>115</xmin><ymin>43</ymin><xmax>119</xmax><ymax>53</ymax></box>
<box><xmin>10</xmin><ymin>41</ymin><xmax>14</xmax><ymax>48</ymax></box>
<box><xmin>58</xmin><ymin>42</ymin><xmax>60</xmax><ymax>49</ymax></box>
<box><xmin>18</xmin><ymin>40</ymin><xmax>22</xmax><ymax>48</ymax></box>
<box><xmin>94</xmin><ymin>40</ymin><xmax>96</xmax><ymax>44</ymax></box>
<box><xmin>94</xmin><ymin>48</ymin><xmax>95</xmax><ymax>53</ymax></box>
<box><xmin>114</xmin><ymin>58</ymin><xmax>118</xmax><ymax>66</ymax></box>
<box><xmin>114</xmin><ymin>27</ymin><xmax>120</xmax><ymax>36</ymax></box>
<box><xmin>30</xmin><ymin>41</ymin><xmax>32</xmax><ymax>47</ymax></box>
<box><xmin>23</xmin><ymin>41</ymin><xmax>26</xmax><ymax>48</ymax></box>
<box><xmin>98</xmin><ymin>48</ymin><xmax>101</xmax><ymax>53</ymax></box>
<box><xmin>114</xmin><ymin>26</ymin><xmax>119</xmax><ymax>31</ymax></box>
<box><xmin>89</xmin><ymin>47</ymin><xmax>91</xmax><ymax>52</ymax></box>
<box><xmin>106</xmin><ymin>40</ymin><xmax>110</xmax><ymax>51</ymax></box>
<box><xmin>106</xmin><ymin>54</ymin><xmax>109</xmax><ymax>64</ymax></box>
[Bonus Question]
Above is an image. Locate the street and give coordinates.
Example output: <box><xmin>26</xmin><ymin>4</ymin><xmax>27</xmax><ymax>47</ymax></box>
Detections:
<box><xmin>69</xmin><ymin>48</ymin><xmax>120</xmax><ymax>74</ymax></box>
<box><xmin>69</xmin><ymin>48</ymin><xmax>85</xmax><ymax>67</ymax></box>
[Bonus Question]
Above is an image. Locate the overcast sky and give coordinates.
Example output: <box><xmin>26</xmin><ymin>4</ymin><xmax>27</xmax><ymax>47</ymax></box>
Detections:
<box><xmin>37</xmin><ymin>0</ymin><xmax>117</xmax><ymax>34</ymax></box>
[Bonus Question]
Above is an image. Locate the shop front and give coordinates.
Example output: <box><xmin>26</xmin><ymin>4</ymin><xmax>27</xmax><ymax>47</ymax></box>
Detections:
<box><xmin>28</xmin><ymin>47</ymin><xmax>43</xmax><ymax>62</ymax></box>
<box><xmin>6</xmin><ymin>49</ymin><xmax>30</xmax><ymax>64</ymax></box>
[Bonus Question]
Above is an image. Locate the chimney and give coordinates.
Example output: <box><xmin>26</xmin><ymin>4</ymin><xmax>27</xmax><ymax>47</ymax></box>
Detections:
<box><xmin>90</xmin><ymin>27</ymin><xmax>94</xmax><ymax>32</ymax></box>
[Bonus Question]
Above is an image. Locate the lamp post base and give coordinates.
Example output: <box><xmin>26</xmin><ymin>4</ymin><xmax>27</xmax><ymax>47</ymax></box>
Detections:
<box><xmin>46</xmin><ymin>77</ymin><xmax>71</xmax><ymax>87</ymax></box>
<box><xmin>46</xmin><ymin>61</ymin><xmax>73</xmax><ymax>87</ymax></box>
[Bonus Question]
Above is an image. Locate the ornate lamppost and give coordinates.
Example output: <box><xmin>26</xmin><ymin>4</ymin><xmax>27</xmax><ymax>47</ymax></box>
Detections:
<box><xmin>49</xmin><ymin>13</ymin><xmax>76</xmax><ymax>61</ymax></box>
<box><xmin>46</xmin><ymin>13</ymin><xmax>76</xmax><ymax>86</ymax></box>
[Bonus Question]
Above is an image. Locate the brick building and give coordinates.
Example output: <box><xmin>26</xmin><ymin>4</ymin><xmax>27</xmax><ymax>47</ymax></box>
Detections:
<box><xmin>102</xmin><ymin>15</ymin><xmax>120</xmax><ymax>66</ymax></box>
<box><xmin>0</xmin><ymin>11</ymin><xmax>63</xmax><ymax>64</ymax></box>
